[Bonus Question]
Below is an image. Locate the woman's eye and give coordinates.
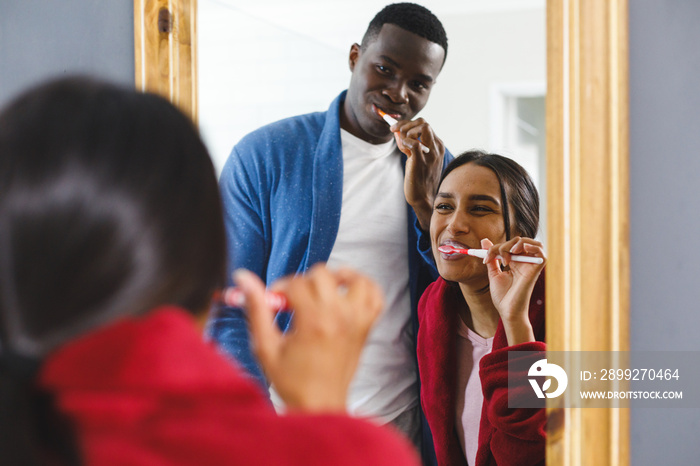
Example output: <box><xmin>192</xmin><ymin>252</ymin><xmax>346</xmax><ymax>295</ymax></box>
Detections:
<box><xmin>471</xmin><ymin>205</ymin><xmax>494</xmax><ymax>214</ymax></box>
<box><xmin>434</xmin><ymin>203</ymin><xmax>453</xmax><ymax>212</ymax></box>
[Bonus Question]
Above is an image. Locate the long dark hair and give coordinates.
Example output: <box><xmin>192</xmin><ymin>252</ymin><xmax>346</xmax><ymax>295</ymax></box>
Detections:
<box><xmin>438</xmin><ymin>150</ymin><xmax>540</xmax><ymax>240</ymax></box>
<box><xmin>0</xmin><ymin>77</ymin><xmax>226</xmax><ymax>464</ymax></box>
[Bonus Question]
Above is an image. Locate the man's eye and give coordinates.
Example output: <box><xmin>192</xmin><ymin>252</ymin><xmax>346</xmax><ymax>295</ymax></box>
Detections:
<box><xmin>377</xmin><ymin>65</ymin><xmax>392</xmax><ymax>75</ymax></box>
<box><xmin>412</xmin><ymin>81</ymin><xmax>428</xmax><ymax>91</ymax></box>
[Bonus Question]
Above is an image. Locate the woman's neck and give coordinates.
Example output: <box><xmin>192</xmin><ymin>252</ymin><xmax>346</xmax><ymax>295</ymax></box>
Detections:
<box><xmin>457</xmin><ymin>281</ymin><xmax>500</xmax><ymax>339</ymax></box>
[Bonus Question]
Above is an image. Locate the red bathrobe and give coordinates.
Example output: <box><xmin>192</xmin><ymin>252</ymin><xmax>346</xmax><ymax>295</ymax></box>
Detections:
<box><xmin>39</xmin><ymin>307</ymin><xmax>420</xmax><ymax>466</ymax></box>
<box><xmin>417</xmin><ymin>276</ymin><xmax>546</xmax><ymax>466</ymax></box>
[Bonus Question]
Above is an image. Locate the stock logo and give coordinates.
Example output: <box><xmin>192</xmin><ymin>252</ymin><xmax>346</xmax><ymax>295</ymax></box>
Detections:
<box><xmin>528</xmin><ymin>358</ymin><xmax>568</xmax><ymax>398</ymax></box>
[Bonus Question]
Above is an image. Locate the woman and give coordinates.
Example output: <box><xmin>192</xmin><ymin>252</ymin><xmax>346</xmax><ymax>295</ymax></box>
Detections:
<box><xmin>417</xmin><ymin>150</ymin><xmax>546</xmax><ymax>466</ymax></box>
<box><xmin>0</xmin><ymin>77</ymin><xmax>419</xmax><ymax>465</ymax></box>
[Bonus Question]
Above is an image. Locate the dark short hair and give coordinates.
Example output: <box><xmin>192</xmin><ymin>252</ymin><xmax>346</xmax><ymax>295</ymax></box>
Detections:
<box><xmin>438</xmin><ymin>150</ymin><xmax>540</xmax><ymax>240</ymax></box>
<box><xmin>361</xmin><ymin>3</ymin><xmax>448</xmax><ymax>59</ymax></box>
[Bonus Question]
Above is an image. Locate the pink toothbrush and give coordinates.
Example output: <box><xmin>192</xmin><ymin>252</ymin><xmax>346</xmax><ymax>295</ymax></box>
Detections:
<box><xmin>437</xmin><ymin>245</ymin><xmax>544</xmax><ymax>264</ymax></box>
<box><xmin>216</xmin><ymin>287</ymin><xmax>288</xmax><ymax>310</ymax></box>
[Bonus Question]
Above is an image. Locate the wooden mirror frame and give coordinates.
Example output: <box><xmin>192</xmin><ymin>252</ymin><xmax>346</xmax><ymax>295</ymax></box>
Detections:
<box><xmin>546</xmin><ymin>1</ymin><xmax>629</xmax><ymax>465</ymax></box>
<box><xmin>134</xmin><ymin>1</ymin><xmax>630</xmax><ymax>464</ymax></box>
<box><xmin>134</xmin><ymin>0</ymin><xmax>198</xmax><ymax>124</ymax></box>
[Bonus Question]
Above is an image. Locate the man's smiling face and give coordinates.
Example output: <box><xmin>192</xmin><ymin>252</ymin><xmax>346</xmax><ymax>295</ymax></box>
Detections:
<box><xmin>341</xmin><ymin>23</ymin><xmax>445</xmax><ymax>144</ymax></box>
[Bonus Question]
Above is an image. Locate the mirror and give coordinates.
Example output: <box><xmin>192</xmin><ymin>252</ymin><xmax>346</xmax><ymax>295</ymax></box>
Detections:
<box><xmin>135</xmin><ymin>0</ymin><xmax>631</xmax><ymax>464</ymax></box>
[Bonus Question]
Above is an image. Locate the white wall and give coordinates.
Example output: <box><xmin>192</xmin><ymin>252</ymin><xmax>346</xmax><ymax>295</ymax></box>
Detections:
<box><xmin>423</xmin><ymin>9</ymin><xmax>545</xmax><ymax>156</ymax></box>
<box><xmin>198</xmin><ymin>0</ymin><xmax>545</xmax><ymax>175</ymax></box>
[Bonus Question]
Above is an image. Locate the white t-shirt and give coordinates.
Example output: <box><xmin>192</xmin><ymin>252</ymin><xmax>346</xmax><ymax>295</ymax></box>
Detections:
<box><xmin>272</xmin><ymin>128</ymin><xmax>417</xmax><ymax>423</ymax></box>
<box><xmin>332</xmin><ymin>129</ymin><xmax>417</xmax><ymax>423</ymax></box>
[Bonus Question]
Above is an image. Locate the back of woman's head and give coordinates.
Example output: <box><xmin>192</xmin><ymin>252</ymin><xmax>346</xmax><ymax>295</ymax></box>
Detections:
<box><xmin>0</xmin><ymin>77</ymin><xmax>226</xmax><ymax>463</ymax></box>
<box><xmin>439</xmin><ymin>150</ymin><xmax>540</xmax><ymax>240</ymax></box>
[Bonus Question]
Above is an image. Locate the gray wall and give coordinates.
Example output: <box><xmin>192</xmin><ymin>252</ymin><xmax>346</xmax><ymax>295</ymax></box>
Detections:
<box><xmin>0</xmin><ymin>1</ymin><xmax>134</xmax><ymax>107</ymax></box>
<box><xmin>629</xmin><ymin>1</ymin><xmax>700</xmax><ymax>464</ymax></box>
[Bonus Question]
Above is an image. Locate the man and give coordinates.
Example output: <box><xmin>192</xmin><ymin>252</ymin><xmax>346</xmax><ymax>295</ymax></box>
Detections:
<box><xmin>208</xmin><ymin>3</ymin><xmax>451</xmax><ymax>460</ymax></box>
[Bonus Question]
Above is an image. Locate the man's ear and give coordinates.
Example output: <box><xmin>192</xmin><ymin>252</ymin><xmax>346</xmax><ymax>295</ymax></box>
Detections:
<box><xmin>348</xmin><ymin>43</ymin><xmax>361</xmax><ymax>72</ymax></box>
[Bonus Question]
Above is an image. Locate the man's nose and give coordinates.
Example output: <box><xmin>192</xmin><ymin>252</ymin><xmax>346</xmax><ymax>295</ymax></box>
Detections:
<box><xmin>383</xmin><ymin>81</ymin><xmax>409</xmax><ymax>104</ymax></box>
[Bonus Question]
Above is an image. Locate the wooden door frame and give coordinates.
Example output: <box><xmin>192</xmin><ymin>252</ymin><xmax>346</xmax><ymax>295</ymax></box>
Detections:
<box><xmin>134</xmin><ymin>1</ymin><xmax>630</xmax><ymax>464</ymax></box>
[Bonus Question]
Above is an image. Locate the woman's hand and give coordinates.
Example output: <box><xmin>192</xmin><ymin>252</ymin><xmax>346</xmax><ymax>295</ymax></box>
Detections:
<box><xmin>481</xmin><ymin>237</ymin><xmax>546</xmax><ymax>345</ymax></box>
<box><xmin>234</xmin><ymin>264</ymin><xmax>384</xmax><ymax>413</ymax></box>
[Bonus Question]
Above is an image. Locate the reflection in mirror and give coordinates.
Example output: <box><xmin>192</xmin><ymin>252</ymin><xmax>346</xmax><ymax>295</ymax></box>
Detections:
<box><xmin>137</xmin><ymin>1</ymin><xmax>632</xmax><ymax>462</ymax></box>
<box><xmin>198</xmin><ymin>0</ymin><xmax>545</xmax><ymax>242</ymax></box>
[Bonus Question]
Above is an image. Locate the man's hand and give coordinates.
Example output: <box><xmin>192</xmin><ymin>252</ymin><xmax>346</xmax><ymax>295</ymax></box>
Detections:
<box><xmin>391</xmin><ymin>118</ymin><xmax>445</xmax><ymax>230</ymax></box>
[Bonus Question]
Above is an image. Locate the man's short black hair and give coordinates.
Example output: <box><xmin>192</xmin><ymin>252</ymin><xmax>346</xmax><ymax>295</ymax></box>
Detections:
<box><xmin>361</xmin><ymin>3</ymin><xmax>448</xmax><ymax>59</ymax></box>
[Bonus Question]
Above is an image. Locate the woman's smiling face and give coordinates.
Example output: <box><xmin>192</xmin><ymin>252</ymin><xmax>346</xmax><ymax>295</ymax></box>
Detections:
<box><xmin>430</xmin><ymin>163</ymin><xmax>511</xmax><ymax>285</ymax></box>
